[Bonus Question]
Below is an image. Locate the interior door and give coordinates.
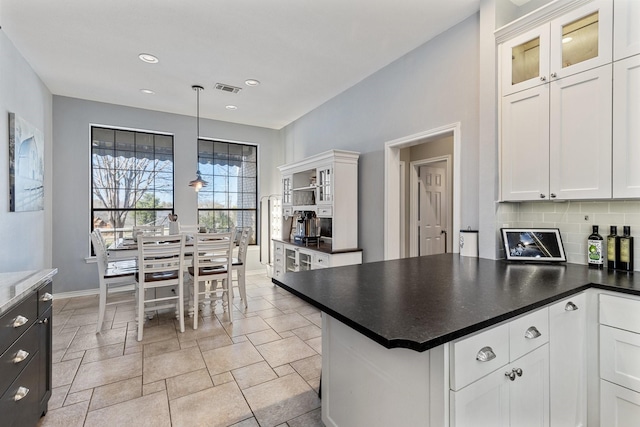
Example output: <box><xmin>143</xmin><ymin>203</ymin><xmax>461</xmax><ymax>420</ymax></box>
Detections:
<box><xmin>418</xmin><ymin>165</ymin><xmax>447</xmax><ymax>256</ymax></box>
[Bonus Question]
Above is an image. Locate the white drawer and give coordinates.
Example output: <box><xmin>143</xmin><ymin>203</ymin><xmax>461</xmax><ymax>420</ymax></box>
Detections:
<box><xmin>283</xmin><ymin>206</ymin><xmax>294</xmax><ymax>216</ymax></box>
<box><xmin>314</xmin><ymin>253</ymin><xmax>330</xmax><ymax>269</ymax></box>
<box><xmin>600</xmin><ymin>325</ymin><xmax>640</xmax><ymax>393</ymax></box>
<box><xmin>274</xmin><ymin>242</ymin><xmax>284</xmax><ymax>255</ymax></box>
<box><xmin>601</xmin><ymin>379</ymin><xmax>640</xmax><ymax>425</ymax></box>
<box><xmin>600</xmin><ymin>294</ymin><xmax>640</xmax><ymax>334</ymax></box>
<box><xmin>509</xmin><ymin>307</ymin><xmax>549</xmax><ymax>362</ymax></box>
<box><xmin>450</xmin><ymin>322</ymin><xmax>510</xmax><ymax>391</ymax></box>
<box><xmin>317</xmin><ymin>206</ymin><xmax>332</xmax><ymax>217</ymax></box>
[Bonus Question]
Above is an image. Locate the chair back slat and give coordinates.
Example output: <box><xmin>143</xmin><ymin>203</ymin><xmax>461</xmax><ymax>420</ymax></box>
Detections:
<box><xmin>236</xmin><ymin>227</ymin><xmax>252</xmax><ymax>264</ymax></box>
<box><xmin>193</xmin><ymin>232</ymin><xmax>234</xmax><ymax>277</ymax></box>
<box><xmin>137</xmin><ymin>234</ymin><xmax>185</xmax><ymax>284</ymax></box>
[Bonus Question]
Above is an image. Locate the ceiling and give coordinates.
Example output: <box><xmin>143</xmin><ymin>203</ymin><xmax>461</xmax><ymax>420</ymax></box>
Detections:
<box><xmin>0</xmin><ymin>0</ymin><xmax>480</xmax><ymax>130</ymax></box>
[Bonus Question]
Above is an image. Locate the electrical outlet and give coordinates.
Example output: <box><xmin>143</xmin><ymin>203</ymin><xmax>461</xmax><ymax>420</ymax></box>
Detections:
<box><xmin>584</xmin><ymin>215</ymin><xmax>589</xmax><ymax>221</ymax></box>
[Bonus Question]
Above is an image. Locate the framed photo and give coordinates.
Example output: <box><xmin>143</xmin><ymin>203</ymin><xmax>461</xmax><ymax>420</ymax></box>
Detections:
<box><xmin>8</xmin><ymin>112</ymin><xmax>44</xmax><ymax>212</ymax></box>
<box><xmin>501</xmin><ymin>228</ymin><xmax>566</xmax><ymax>262</ymax></box>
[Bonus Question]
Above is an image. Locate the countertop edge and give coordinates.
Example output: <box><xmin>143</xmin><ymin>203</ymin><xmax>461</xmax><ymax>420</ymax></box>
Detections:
<box><xmin>0</xmin><ymin>268</ymin><xmax>58</xmax><ymax>315</ymax></box>
<box><xmin>273</xmin><ymin>276</ymin><xmax>636</xmax><ymax>353</ymax></box>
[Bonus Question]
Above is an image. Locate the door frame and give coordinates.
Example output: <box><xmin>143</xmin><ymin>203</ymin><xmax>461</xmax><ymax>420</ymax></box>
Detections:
<box><xmin>409</xmin><ymin>156</ymin><xmax>452</xmax><ymax>257</ymax></box>
<box><xmin>384</xmin><ymin>122</ymin><xmax>461</xmax><ymax>260</ymax></box>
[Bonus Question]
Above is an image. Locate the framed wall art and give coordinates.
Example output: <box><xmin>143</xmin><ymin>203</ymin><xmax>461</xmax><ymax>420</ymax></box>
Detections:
<box><xmin>501</xmin><ymin>228</ymin><xmax>567</xmax><ymax>262</ymax></box>
<box><xmin>8</xmin><ymin>112</ymin><xmax>44</xmax><ymax>212</ymax></box>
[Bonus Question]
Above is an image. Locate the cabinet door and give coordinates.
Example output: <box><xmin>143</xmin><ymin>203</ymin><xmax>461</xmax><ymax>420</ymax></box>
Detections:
<box><xmin>282</xmin><ymin>175</ymin><xmax>292</xmax><ymax>206</ymax></box>
<box><xmin>549</xmin><ymin>65</ymin><xmax>612</xmax><ymax>200</ymax></box>
<box><xmin>500</xmin><ymin>85</ymin><xmax>550</xmax><ymax>201</ymax></box>
<box><xmin>298</xmin><ymin>250</ymin><xmax>312</xmax><ymax>271</ymax></box>
<box><xmin>450</xmin><ymin>367</ymin><xmax>510</xmax><ymax>427</ymax></box>
<box><xmin>509</xmin><ymin>344</ymin><xmax>549</xmax><ymax>427</ymax></box>
<box><xmin>316</xmin><ymin>166</ymin><xmax>332</xmax><ymax>204</ymax></box>
<box><xmin>614</xmin><ymin>0</ymin><xmax>640</xmax><ymax>61</ymax></box>
<box><xmin>549</xmin><ymin>294</ymin><xmax>587</xmax><ymax>427</ymax></box>
<box><xmin>284</xmin><ymin>247</ymin><xmax>298</xmax><ymax>272</ymax></box>
<box><xmin>600</xmin><ymin>325</ymin><xmax>640</xmax><ymax>393</ymax></box>
<box><xmin>549</xmin><ymin>0</ymin><xmax>613</xmax><ymax>80</ymax></box>
<box><xmin>613</xmin><ymin>56</ymin><xmax>640</xmax><ymax>198</ymax></box>
<box><xmin>501</xmin><ymin>24</ymin><xmax>550</xmax><ymax>96</ymax></box>
<box><xmin>601</xmin><ymin>379</ymin><xmax>640</xmax><ymax>427</ymax></box>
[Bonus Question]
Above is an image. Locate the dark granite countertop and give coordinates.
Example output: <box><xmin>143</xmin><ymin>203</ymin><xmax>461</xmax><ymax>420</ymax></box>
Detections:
<box><xmin>272</xmin><ymin>238</ymin><xmax>363</xmax><ymax>255</ymax></box>
<box><xmin>272</xmin><ymin>254</ymin><xmax>640</xmax><ymax>352</ymax></box>
<box><xmin>0</xmin><ymin>269</ymin><xmax>58</xmax><ymax>315</ymax></box>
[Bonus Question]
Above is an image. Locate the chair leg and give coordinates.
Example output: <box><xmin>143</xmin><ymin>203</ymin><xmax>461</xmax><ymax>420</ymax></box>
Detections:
<box><xmin>137</xmin><ymin>283</ymin><xmax>146</xmax><ymax>342</ymax></box>
<box><xmin>177</xmin><ymin>280</ymin><xmax>185</xmax><ymax>333</ymax></box>
<box><xmin>224</xmin><ymin>278</ymin><xmax>233</xmax><ymax>323</ymax></box>
<box><xmin>193</xmin><ymin>280</ymin><xmax>199</xmax><ymax>330</ymax></box>
<box><xmin>96</xmin><ymin>282</ymin><xmax>107</xmax><ymax>333</ymax></box>
<box><xmin>238</xmin><ymin>270</ymin><xmax>248</xmax><ymax>308</ymax></box>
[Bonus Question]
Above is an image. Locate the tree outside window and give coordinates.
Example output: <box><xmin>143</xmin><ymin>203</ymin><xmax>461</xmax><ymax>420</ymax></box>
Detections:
<box><xmin>91</xmin><ymin>127</ymin><xmax>174</xmax><ymax>249</ymax></box>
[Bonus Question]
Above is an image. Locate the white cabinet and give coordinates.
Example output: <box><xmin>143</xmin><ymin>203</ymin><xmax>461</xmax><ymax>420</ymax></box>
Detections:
<box><xmin>450</xmin><ymin>308</ymin><xmax>549</xmax><ymax>426</ymax></box>
<box><xmin>281</xmin><ymin>175</ymin><xmax>293</xmax><ymax>217</ymax></box>
<box><xmin>613</xmin><ymin>55</ymin><xmax>640</xmax><ymax>197</ymax></box>
<box><xmin>614</xmin><ymin>0</ymin><xmax>640</xmax><ymax>61</ymax></box>
<box><xmin>601</xmin><ymin>379</ymin><xmax>640</xmax><ymax>427</ymax></box>
<box><xmin>284</xmin><ymin>246</ymin><xmax>313</xmax><ymax>273</ymax></box>
<box><xmin>273</xmin><ymin>240</ymin><xmax>362</xmax><ymax>279</ymax></box>
<box><xmin>549</xmin><ymin>293</ymin><xmax>587</xmax><ymax>427</ymax></box>
<box><xmin>501</xmin><ymin>0</ymin><xmax>612</xmax><ymax>96</ymax></box>
<box><xmin>316</xmin><ymin>165</ymin><xmax>332</xmax><ymax>204</ymax></box>
<box><xmin>501</xmin><ymin>65</ymin><xmax>612</xmax><ymax>201</ymax></box>
<box><xmin>273</xmin><ymin>242</ymin><xmax>285</xmax><ymax>279</ymax></box>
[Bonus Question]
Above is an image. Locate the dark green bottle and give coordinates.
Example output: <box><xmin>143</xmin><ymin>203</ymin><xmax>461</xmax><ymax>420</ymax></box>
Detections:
<box><xmin>588</xmin><ymin>225</ymin><xmax>603</xmax><ymax>269</ymax></box>
<box><xmin>607</xmin><ymin>226</ymin><xmax>619</xmax><ymax>270</ymax></box>
<box><xmin>618</xmin><ymin>226</ymin><xmax>634</xmax><ymax>272</ymax></box>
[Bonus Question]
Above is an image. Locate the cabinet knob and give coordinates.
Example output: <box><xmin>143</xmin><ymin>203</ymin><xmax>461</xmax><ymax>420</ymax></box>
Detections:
<box><xmin>38</xmin><ymin>318</ymin><xmax>49</xmax><ymax>325</ymax></box>
<box><xmin>505</xmin><ymin>370</ymin><xmax>516</xmax><ymax>381</ymax></box>
<box><xmin>565</xmin><ymin>301</ymin><xmax>578</xmax><ymax>311</ymax></box>
<box><xmin>540</xmin><ymin>76</ymin><xmax>547</xmax><ymax>82</ymax></box>
<box><xmin>550</xmin><ymin>72</ymin><xmax>557</xmax><ymax>78</ymax></box>
<box><xmin>41</xmin><ymin>292</ymin><xmax>53</xmax><ymax>301</ymax></box>
<box><xmin>12</xmin><ymin>350</ymin><xmax>30</xmax><ymax>364</ymax></box>
<box><xmin>525</xmin><ymin>326</ymin><xmax>542</xmax><ymax>339</ymax></box>
<box><xmin>11</xmin><ymin>315</ymin><xmax>28</xmax><ymax>328</ymax></box>
<box><xmin>550</xmin><ymin>193</ymin><xmax>557</xmax><ymax>198</ymax></box>
<box><xmin>540</xmin><ymin>194</ymin><xmax>546</xmax><ymax>199</ymax></box>
<box><xmin>476</xmin><ymin>346</ymin><xmax>496</xmax><ymax>362</ymax></box>
<box><xmin>14</xmin><ymin>386</ymin><xmax>29</xmax><ymax>402</ymax></box>
<box><xmin>513</xmin><ymin>367</ymin><xmax>523</xmax><ymax>377</ymax></box>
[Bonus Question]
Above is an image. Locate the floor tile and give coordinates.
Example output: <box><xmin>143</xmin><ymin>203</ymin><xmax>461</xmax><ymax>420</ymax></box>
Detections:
<box><xmin>222</xmin><ymin>316</ymin><xmax>272</xmax><ymax>337</ymax></box>
<box><xmin>143</xmin><ymin>379</ymin><xmax>166</xmax><ymax>395</ymax></box>
<box><xmin>232</xmin><ymin>361</ymin><xmax>278</xmax><ymax>389</ymax></box>
<box><xmin>306</xmin><ymin>336</ymin><xmax>322</xmax><ymax>354</ymax></box>
<box><xmin>202</xmin><ymin>340</ymin><xmax>264</xmax><ymax>376</ymax></box>
<box><xmin>36</xmin><ymin>401</ymin><xmax>89</xmax><ymax>427</ymax></box>
<box><xmin>246</xmin><ymin>329</ymin><xmax>282</xmax><ymax>346</ymax></box>
<box><xmin>70</xmin><ymin>353</ymin><xmax>142</xmax><ymax>392</ymax></box>
<box><xmin>230</xmin><ymin>417</ymin><xmax>260</xmax><ymax>427</ymax></box>
<box><xmin>64</xmin><ymin>389</ymin><xmax>92</xmax><ymax>406</ymax></box>
<box><xmin>292</xmin><ymin>324</ymin><xmax>322</xmax><ymax>341</ymax></box>
<box><xmin>81</xmin><ymin>342</ymin><xmax>124</xmax><ymax>364</ymax></box>
<box><xmin>143</xmin><ymin>346</ymin><xmax>205</xmax><ymax>384</ymax></box>
<box><xmin>242</xmin><ymin>373</ymin><xmax>321</xmax><ymax>427</ymax></box>
<box><xmin>290</xmin><ymin>355</ymin><xmax>322</xmax><ymax>381</ymax></box>
<box><xmin>304</xmin><ymin>312</ymin><xmax>322</xmax><ymax>327</ymax></box>
<box><xmin>264</xmin><ymin>313</ymin><xmax>313</xmax><ymax>333</ymax></box>
<box><xmin>269</xmin><ymin>296</ymin><xmax>309</xmax><ymax>311</ymax></box>
<box><xmin>242</xmin><ymin>298</ymin><xmax>276</xmax><ymax>312</ymax></box>
<box><xmin>84</xmin><ymin>391</ymin><xmax>170</xmax><ymax>427</ymax></box>
<box><xmin>257</xmin><ymin>336</ymin><xmax>317</xmax><ymax>368</ymax></box>
<box><xmin>287</xmin><ymin>408</ymin><xmax>324</xmax><ymax>427</ymax></box>
<box><xmin>170</xmin><ymin>382</ymin><xmax>253</xmax><ymax>427</ymax></box>
<box><xmin>52</xmin><ymin>358</ymin><xmax>82</xmax><ymax>388</ymax></box>
<box><xmin>212</xmin><ymin>371</ymin><xmax>235</xmax><ymax>386</ymax></box>
<box><xmin>89</xmin><ymin>376</ymin><xmax>142</xmax><ymax>411</ymax></box>
<box><xmin>48</xmin><ymin>385</ymin><xmax>70</xmax><ymax>411</ymax></box>
<box><xmin>197</xmin><ymin>333</ymin><xmax>234</xmax><ymax>351</ymax></box>
<box><xmin>66</xmin><ymin>327</ymin><xmax>127</xmax><ymax>353</ymax></box>
<box><xmin>143</xmin><ymin>337</ymin><xmax>181</xmax><ymax>358</ymax></box>
<box><xmin>166</xmin><ymin>368</ymin><xmax>213</xmax><ymax>400</ymax></box>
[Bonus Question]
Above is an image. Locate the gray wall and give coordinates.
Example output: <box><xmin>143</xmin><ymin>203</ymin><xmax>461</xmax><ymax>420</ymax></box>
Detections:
<box><xmin>282</xmin><ymin>14</ymin><xmax>481</xmax><ymax>262</ymax></box>
<box><xmin>0</xmin><ymin>32</ymin><xmax>53</xmax><ymax>272</ymax></box>
<box><xmin>52</xmin><ymin>96</ymin><xmax>283</xmax><ymax>293</ymax></box>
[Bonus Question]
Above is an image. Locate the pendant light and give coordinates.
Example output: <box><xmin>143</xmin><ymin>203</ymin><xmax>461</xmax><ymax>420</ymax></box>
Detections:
<box><xmin>188</xmin><ymin>84</ymin><xmax>208</xmax><ymax>192</ymax></box>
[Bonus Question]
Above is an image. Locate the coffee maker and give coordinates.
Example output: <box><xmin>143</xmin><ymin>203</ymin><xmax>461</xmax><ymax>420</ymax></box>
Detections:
<box><xmin>293</xmin><ymin>211</ymin><xmax>321</xmax><ymax>246</ymax></box>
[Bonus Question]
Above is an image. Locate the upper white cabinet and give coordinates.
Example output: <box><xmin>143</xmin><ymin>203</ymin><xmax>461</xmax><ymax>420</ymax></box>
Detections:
<box><xmin>614</xmin><ymin>0</ymin><xmax>640</xmax><ymax>60</ymax></box>
<box><xmin>613</xmin><ymin>55</ymin><xmax>640</xmax><ymax>197</ymax></box>
<box><xmin>501</xmin><ymin>0</ymin><xmax>612</xmax><ymax>96</ymax></box>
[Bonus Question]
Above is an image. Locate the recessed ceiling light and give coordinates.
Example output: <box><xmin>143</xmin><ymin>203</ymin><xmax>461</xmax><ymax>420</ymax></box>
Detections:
<box><xmin>226</xmin><ymin>105</ymin><xmax>238</xmax><ymax>110</ymax></box>
<box><xmin>140</xmin><ymin>89</ymin><xmax>155</xmax><ymax>95</ymax></box>
<box><xmin>562</xmin><ymin>37</ymin><xmax>573</xmax><ymax>44</ymax></box>
<box><xmin>138</xmin><ymin>53</ymin><xmax>159</xmax><ymax>64</ymax></box>
<box><xmin>245</xmin><ymin>79</ymin><xmax>260</xmax><ymax>86</ymax></box>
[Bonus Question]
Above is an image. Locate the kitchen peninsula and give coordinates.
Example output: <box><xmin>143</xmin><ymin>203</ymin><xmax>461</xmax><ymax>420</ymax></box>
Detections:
<box><xmin>272</xmin><ymin>254</ymin><xmax>640</xmax><ymax>426</ymax></box>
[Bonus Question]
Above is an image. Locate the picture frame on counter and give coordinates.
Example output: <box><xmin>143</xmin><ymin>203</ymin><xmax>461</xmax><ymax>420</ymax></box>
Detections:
<box><xmin>501</xmin><ymin>227</ymin><xmax>567</xmax><ymax>262</ymax></box>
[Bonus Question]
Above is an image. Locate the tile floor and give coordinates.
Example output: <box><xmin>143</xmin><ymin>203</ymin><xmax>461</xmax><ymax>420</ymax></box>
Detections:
<box><xmin>39</xmin><ymin>273</ymin><xmax>325</xmax><ymax>427</ymax></box>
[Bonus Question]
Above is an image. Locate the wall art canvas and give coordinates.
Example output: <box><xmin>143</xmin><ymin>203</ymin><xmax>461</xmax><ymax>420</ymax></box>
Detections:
<box><xmin>8</xmin><ymin>112</ymin><xmax>44</xmax><ymax>212</ymax></box>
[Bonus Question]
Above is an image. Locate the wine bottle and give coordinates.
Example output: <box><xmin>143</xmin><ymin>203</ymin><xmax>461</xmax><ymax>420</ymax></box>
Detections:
<box><xmin>607</xmin><ymin>226</ymin><xmax>619</xmax><ymax>270</ymax></box>
<box><xmin>618</xmin><ymin>225</ymin><xmax>634</xmax><ymax>272</ymax></box>
<box><xmin>587</xmin><ymin>225</ymin><xmax>604</xmax><ymax>269</ymax></box>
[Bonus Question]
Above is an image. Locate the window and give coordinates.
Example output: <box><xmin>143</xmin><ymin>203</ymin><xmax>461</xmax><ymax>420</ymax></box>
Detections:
<box><xmin>197</xmin><ymin>140</ymin><xmax>257</xmax><ymax>244</ymax></box>
<box><xmin>91</xmin><ymin>126</ymin><xmax>174</xmax><ymax>247</ymax></box>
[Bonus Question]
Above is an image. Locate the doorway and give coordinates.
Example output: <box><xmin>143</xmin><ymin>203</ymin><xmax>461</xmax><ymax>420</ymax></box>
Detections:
<box><xmin>410</xmin><ymin>157</ymin><xmax>451</xmax><ymax>257</ymax></box>
<box><xmin>384</xmin><ymin>122</ymin><xmax>461</xmax><ymax>260</ymax></box>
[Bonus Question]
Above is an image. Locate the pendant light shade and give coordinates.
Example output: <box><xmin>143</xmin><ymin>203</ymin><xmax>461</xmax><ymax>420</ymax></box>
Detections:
<box><xmin>189</xmin><ymin>85</ymin><xmax>208</xmax><ymax>192</ymax></box>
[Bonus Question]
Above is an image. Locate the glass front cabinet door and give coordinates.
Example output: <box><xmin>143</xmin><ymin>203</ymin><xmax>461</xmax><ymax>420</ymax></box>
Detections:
<box><xmin>501</xmin><ymin>0</ymin><xmax>612</xmax><ymax>96</ymax></box>
<box><xmin>316</xmin><ymin>166</ymin><xmax>332</xmax><ymax>204</ymax></box>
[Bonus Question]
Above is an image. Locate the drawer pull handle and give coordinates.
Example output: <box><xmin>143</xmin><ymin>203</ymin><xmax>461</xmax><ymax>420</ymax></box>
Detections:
<box><xmin>505</xmin><ymin>370</ymin><xmax>516</xmax><ymax>381</ymax></box>
<box><xmin>525</xmin><ymin>326</ymin><xmax>541</xmax><ymax>339</ymax></box>
<box><xmin>14</xmin><ymin>386</ymin><xmax>29</xmax><ymax>402</ymax></box>
<box><xmin>513</xmin><ymin>367</ymin><xmax>523</xmax><ymax>377</ymax></box>
<box><xmin>41</xmin><ymin>292</ymin><xmax>53</xmax><ymax>301</ymax></box>
<box><xmin>12</xmin><ymin>315</ymin><xmax>29</xmax><ymax>328</ymax></box>
<box><xmin>476</xmin><ymin>346</ymin><xmax>496</xmax><ymax>362</ymax></box>
<box><xmin>565</xmin><ymin>301</ymin><xmax>578</xmax><ymax>311</ymax></box>
<box><xmin>13</xmin><ymin>350</ymin><xmax>29</xmax><ymax>364</ymax></box>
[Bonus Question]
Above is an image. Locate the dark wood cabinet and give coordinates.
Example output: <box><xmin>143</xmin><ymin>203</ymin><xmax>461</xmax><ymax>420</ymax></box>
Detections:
<box><xmin>0</xmin><ymin>279</ymin><xmax>52</xmax><ymax>426</ymax></box>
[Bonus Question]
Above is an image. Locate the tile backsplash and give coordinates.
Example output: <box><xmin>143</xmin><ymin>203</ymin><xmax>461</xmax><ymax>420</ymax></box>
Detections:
<box><xmin>496</xmin><ymin>201</ymin><xmax>640</xmax><ymax>269</ymax></box>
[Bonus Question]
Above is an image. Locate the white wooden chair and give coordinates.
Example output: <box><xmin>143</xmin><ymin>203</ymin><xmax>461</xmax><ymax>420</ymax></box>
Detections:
<box><xmin>91</xmin><ymin>230</ymin><xmax>137</xmax><ymax>333</ymax></box>
<box><xmin>132</xmin><ymin>225</ymin><xmax>165</xmax><ymax>242</ymax></box>
<box><xmin>231</xmin><ymin>227</ymin><xmax>251</xmax><ymax>308</ymax></box>
<box><xmin>188</xmin><ymin>232</ymin><xmax>234</xmax><ymax>329</ymax></box>
<box><xmin>178</xmin><ymin>224</ymin><xmax>207</xmax><ymax>234</ymax></box>
<box><xmin>136</xmin><ymin>234</ymin><xmax>186</xmax><ymax>341</ymax></box>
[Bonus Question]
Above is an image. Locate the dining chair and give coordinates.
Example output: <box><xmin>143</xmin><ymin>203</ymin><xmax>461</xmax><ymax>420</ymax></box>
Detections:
<box><xmin>132</xmin><ymin>225</ymin><xmax>165</xmax><ymax>242</ymax></box>
<box><xmin>136</xmin><ymin>234</ymin><xmax>186</xmax><ymax>341</ymax></box>
<box><xmin>188</xmin><ymin>232</ymin><xmax>235</xmax><ymax>329</ymax></box>
<box><xmin>179</xmin><ymin>224</ymin><xmax>207</xmax><ymax>234</ymax></box>
<box><xmin>231</xmin><ymin>227</ymin><xmax>251</xmax><ymax>308</ymax></box>
<box><xmin>91</xmin><ymin>230</ymin><xmax>137</xmax><ymax>333</ymax></box>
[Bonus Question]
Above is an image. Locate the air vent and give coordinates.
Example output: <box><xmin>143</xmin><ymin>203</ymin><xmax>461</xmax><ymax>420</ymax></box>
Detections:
<box><xmin>214</xmin><ymin>83</ymin><xmax>242</xmax><ymax>94</ymax></box>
